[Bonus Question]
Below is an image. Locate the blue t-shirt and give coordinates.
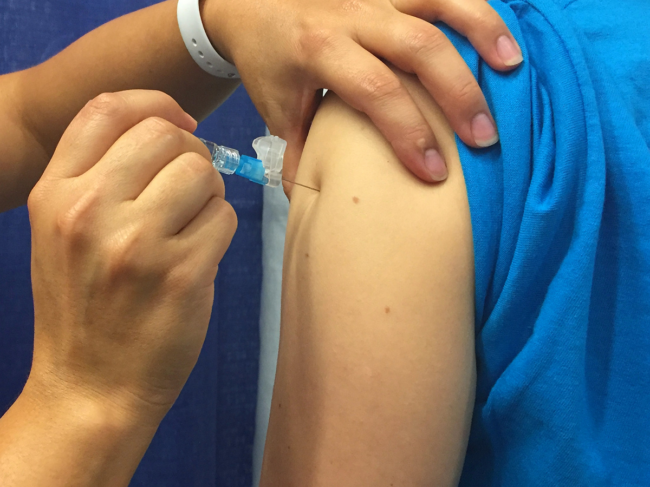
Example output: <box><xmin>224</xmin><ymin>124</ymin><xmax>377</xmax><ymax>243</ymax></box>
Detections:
<box><xmin>444</xmin><ymin>0</ymin><xmax>650</xmax><ymax>485</ymax></box>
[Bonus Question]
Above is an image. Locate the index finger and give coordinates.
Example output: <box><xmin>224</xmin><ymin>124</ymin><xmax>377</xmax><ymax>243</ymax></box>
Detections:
<box><xmin>393</xmin><ymin>0</ymin><xmax>523</xmax><ymax>70</ymax></box>
<box><xmin>315</xmin><ymin>38</ymin><xmax>448</xmax><ymax>183</ymax></box>
<box><xmin>46</xmin><ymin>90</ymin><xmax>197</xmax><ymax>179</ymax></box>
<box><xmin>361</xmin><ymin>16</ymin><xmax>499</xmax><ymax>148</ymax></box>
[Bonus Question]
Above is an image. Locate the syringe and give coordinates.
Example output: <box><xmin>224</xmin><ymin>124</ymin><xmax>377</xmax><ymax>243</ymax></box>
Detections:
<box><xmin>200</xmin><ymin>135</ymin><xmax>286</xmax><ymax>188</ymax></box>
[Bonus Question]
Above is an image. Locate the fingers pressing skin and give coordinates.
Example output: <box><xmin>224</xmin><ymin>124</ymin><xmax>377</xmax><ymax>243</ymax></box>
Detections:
<box><xmin>359</xmin><ymin>14</ymin><xmax>499</xmax><ymax>148</ymax></box>
<box><xmin>210</xmin><ymin>0</ymin><xmax>523</xmax><ymax>184</ymax></box>
<box><xmin>313</xmin><ymin>37</ymin><xmax>447</xmax><ymax>183</ymax></box>
<box><xmin>392</xmin><ymin>0</ymin><xmax>523</xmax><ymax>69</ymax></box>
<box><xmin>84</xmin><ymin>116</ymin><xmax>211</xmax><ymax>201</ymax></box>
<box><xmin>47</xmin><ymin>90</ymin><xmax>197</xmax><ymax>179</ymax></box>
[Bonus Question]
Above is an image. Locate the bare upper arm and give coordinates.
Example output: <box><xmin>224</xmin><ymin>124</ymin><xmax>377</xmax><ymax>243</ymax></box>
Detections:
<box><xmin>261</xmin><ymin>70</ymin><xmax>476</xmax><ymax>486</ymax></box>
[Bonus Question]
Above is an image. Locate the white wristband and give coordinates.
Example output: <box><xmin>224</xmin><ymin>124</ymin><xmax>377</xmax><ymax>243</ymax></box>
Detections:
<box><xmin>177</xmin><ymin>0</ymin><xmax>240</xmax><ymax>79</ymax></box>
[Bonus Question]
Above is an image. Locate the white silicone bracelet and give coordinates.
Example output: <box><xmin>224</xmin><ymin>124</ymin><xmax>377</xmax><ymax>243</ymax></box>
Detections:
<box><xmin>177</xmin><ymin>0</ymin><xmax>240</xmax><ymax>79</ymax></box>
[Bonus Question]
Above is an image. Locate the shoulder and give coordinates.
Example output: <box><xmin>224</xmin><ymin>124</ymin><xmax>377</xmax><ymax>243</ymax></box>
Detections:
<box><xmin>285</xmin><ymin>74</ymin><xmax>474</xmax><ymax>329</ymax></box>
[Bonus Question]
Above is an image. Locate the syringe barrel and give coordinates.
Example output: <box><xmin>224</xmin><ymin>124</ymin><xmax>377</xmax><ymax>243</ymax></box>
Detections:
<box><xmin>201</xmin><ymin>138</ymin><xmax>240</xmax><ymax>175</ymax></box>
<box><xmin>200</xmin><ymin>136</ymin><xmax>285</xmax><ymax>187</ymax></box>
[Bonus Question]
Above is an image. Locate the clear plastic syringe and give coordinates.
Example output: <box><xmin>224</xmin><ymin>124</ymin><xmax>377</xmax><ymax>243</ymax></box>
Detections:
<box><xmin>200</xmin><ymin>135</ymin><xmax>286</xmax><ymax>188</ymax></box>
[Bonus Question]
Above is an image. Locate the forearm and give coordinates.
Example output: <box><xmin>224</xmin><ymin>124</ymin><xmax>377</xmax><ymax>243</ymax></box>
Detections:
<box><xmin>1</xmin><ymin>0</ymin><xmax>238</xmax><ymax>211</ymax></box>
<box><xmin>0</xmin><ymin>378</ymin><xmax>160</xmax><ymax>486</ymax></box>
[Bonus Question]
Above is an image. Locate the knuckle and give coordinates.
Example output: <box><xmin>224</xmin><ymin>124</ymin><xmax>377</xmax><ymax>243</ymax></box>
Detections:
<box><xmin>448</xmin><ymin>77</ymin><xmax>481</xmax><ymax>106</ymax></box>
<box><xmin>209</xmin><ymin>200</ymin><xmax>238</xmax><ymax>244</ymax></box>
<box><xmin>403</xmin><ymin>25</ymin><xmax>447</xmax><ymax>59</ymax></box>
<box><xmin>55</xmin><ymin>207</ymin><xmax>89</xmax><ymax>245</ymax></box>
<box><xmin>295</xmin><ymin>21</ymin><xmax>336</xmax><ymax>60</ymax></box>
<box><xmin>148</xmin><ymin>89</ymin><xmax>175</xmax><ymax>104</ymax></box>
<box><xmin>84</xmin><ymin>92</ymin><xmax>127</xmax><ymax>120</ymax></box>
<box><xmin>359</xmin><ymin>72</ymin><xmax>403</xmax><ymax>104</ymax></box>
<box><xmin>217</xmin><ymin>200</ymin><xmax>238</xmax><ymax>234</ymax></box>
<box><xmin>204</xmin><ymin>198</ymin><xmax>238</xmax><ymax>238</ymax></box>
<box><xmin>53</xmin><ymin>189</ymin><xmax>102</xmax><ymax>243</ymax></box>
<box><xmin>338</xmin><ymin>0</ymin><xmax>373</xmax><ymax>19</ymax></box>
<box><xmin>141</xmin><ymin>116</ymin><xmax>181</xmax><ymax>141</ymax></box>
<box><xmin>484</xmin><ymin>16</ymin><xmax>506</xmax><ymax>33</ymax></box>
<box><xmin>103</xmin><ymin>229</ymin><xmax>146</xmax><ymax>279</ymax></box>
<box><xmin>213</xmin><ymin>172</ymin><xmax>226</xmax><ymax>199</ymax></box>
<box><xmin>179</xmin><ymin>151</ymin><xmax>213</xmax><ymax>178</ymax></box>
<box><xmin>27</xmin><ymin>184</ymin><xmax>46</xmax><ymax>215</ymax></box>
<box><xmin>469</xmin><ymin>8</ymin><xmax>504</xmax><ymax>33</ymax></box>
<box><xmin>400</xmin><ymin>123</ymin><xmax>431</xmax><ymax>144</ymax></box>
<box><xmin>341</xmin><ymin>0</ymin><xmax>367</xmax><ymax>13</ymax></box>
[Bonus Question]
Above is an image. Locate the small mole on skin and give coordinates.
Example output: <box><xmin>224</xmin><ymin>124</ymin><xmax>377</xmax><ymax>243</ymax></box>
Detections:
<box><xmin>385</xmin><ymin>306</ymin><xmax>391</xmax><ymax>314</ymax></box>
<box><xmin>305</xmin><ymin>253</ymin><xmax>310</xmax><ymax>258</ymax></box>
<box><xmin>352</xmin><ymin>196</ymin><xmax>360</xmax><ymax>204</ymax></box>
<box><xmin>278</xmin><ymin>403</ymin><xmax>281</xmax><ymax>409</ymax></box>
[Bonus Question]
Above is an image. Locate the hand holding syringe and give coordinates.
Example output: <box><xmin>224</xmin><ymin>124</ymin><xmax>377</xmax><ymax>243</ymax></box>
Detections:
<box><xmin>200</xmin><ymin>135</ymin><xmax>319</xmax><ymax>191</ymax></box>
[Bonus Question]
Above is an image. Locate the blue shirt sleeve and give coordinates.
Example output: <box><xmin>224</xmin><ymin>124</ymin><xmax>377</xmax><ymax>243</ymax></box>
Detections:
<box><xmin>441</xmin><ymin>0</ymin><xmax>650</xmax><ymax>484</ymax></box>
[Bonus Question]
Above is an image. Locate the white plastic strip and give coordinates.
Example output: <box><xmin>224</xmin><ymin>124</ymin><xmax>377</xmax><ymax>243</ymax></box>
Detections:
<box><xmin>177</xmin><ymin>0</ymin><xmax>240</xmax><ymax>78</ymax></box>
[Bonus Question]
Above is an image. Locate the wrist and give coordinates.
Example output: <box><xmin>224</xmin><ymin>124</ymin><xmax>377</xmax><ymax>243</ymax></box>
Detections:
<box><xmin>23</xmin><ymin>369</ymin><xmax>166</xmax><ymax>435</ymax></box>
<box><xmin>199</xmin><ymin>0</ymin><xmax>236</xmax><ymax>64</ymax></box>
<box><xmin>0</xmin><ymin>375</ymin><xmax>161</xmax><ymax>485</ymax></box>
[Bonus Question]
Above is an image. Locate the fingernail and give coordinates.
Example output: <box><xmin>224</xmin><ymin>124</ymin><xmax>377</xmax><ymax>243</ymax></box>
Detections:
<box><xmin>496</xmin><ymin>35</ymin><xmax>523</xmax><ymax>66</ymax></box>
<box><xmin>424</xmin><ymin>148</ymin><xmax>448</xmax><ymax>181</ymax></box>
<box><xmin>471</xmin><ymin>113</ymin><xmax>499</xmax><ymax>147</ymax></box>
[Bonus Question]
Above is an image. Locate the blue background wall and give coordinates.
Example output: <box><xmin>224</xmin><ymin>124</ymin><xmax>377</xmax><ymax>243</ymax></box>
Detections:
<box><xmin>0</xmin><ymin>1</ymin><xmax>265</xmax><ymax>485</ymax></box>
